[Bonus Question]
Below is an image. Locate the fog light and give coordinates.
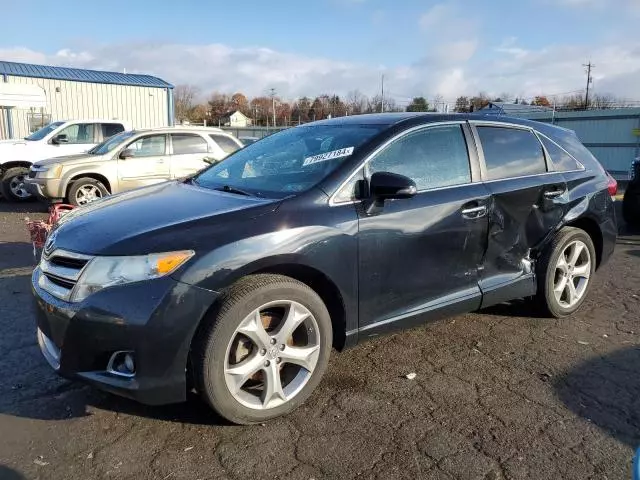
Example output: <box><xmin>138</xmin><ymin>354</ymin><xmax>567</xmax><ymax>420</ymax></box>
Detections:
<box><xmin>107</xmin><ymin>351</ymin><xmax>136</xmax><ymax>378</ymax></box>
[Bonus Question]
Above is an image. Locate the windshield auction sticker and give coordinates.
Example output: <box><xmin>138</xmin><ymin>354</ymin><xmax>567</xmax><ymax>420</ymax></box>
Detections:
<box><xmin>303</xmin><ymin>147</ymin><xmax>354</xmax><ymax>166</ymax></box>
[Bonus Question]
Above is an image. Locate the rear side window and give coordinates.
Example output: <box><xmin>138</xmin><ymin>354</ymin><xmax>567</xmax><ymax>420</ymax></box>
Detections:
<box><xmin>368</xmin><ymin>124</ymin><xmax>471</xmax><ymax>191</ymax></box>
<box><xmin>102</xmin><ymin>123</ymin><xmax>125</xmax><ymax>139</ymax></box>
<box><xmin>171</xmin><ymin>134</ymin><xmax>208</xmax><ymax>154</ymax></box>
<box><xmin>210</xmin><ymin>134</ymin><xmax>241</xmax><ymax>154</ymax></box>
<box><xmin>477</xmin><ymin>127</ymin><xmax>546</xmax><ymax>180</ymax></box>
<box><xmin>539</xmin><ymin>135</ymin><xmax>582</xmax><ymax>172</ymax></box>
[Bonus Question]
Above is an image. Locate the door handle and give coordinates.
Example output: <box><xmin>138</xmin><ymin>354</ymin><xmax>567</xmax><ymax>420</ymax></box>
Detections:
<box><xmin>156</xmin><ymin>159</ymin><xmax>165</xmax><ymax>164</ymax></box>
<box><xmin>461</xmin><ymin>205</ymin><xmax>487</xmax><ymax>219</ymax></box>
<box><xmin>543</xmin><ymin>188</ymin><xmax>565</xmax><ymax>199</ymax></box>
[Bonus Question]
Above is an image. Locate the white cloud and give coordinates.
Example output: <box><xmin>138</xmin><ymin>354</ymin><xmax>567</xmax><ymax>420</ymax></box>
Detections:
<box><xmin>0</xmin><ymin>39</ymin><xmax>638</xmax><ymax>103</ymax></box>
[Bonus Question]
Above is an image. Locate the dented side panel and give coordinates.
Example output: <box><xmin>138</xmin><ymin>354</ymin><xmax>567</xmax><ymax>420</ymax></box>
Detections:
<box><xmin>479</xmin><ymin>172</ymin><xmax>569</xmax><ymax>293</ymax></box>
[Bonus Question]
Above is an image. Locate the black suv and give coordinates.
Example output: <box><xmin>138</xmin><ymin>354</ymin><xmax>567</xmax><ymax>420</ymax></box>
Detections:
<box><xmin>32</xmin><ymin>114</ymin><xmax>617</xmax><ymax>424</ymax></box>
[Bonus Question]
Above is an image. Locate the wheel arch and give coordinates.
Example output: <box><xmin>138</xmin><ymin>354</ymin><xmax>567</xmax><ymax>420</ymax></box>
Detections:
<box><xmin>66</xmin><ymin>172</ymin><xmax>112</xmax><ymax>198</ymax></box>
<box><xmin>1</xmin><ymin>161</ymin><xmax>32</xmax><ymax>173</ymax></box>
<box><xmin>564</xmin><ymin>216</ymin><xmax>603</xmax><ymax>269</ymax></box>
<box><xmin>192</xmin><ymin>259</ymin><xmax>349</xmax><ymax>352</ymax></box>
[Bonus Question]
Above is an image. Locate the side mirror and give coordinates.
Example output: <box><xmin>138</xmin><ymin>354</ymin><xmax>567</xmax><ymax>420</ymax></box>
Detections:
<box><xmin>369</xmin><ymin>171</ymin><xmax>417</xmax><ymax>200</ymax></box>
<box><xmin>203</xmin><ymin>156</ymin><xmax>221</xmax><ymax>166</ymax></box>
<box><xmin>52</xmin><ymin>134</ymin><xmax>68</xmax><ymax>144</ymax></box>
<box><xmin>119</xmin><ymin>148</ymin><xmax>135</xmax><ymax>159</ymax></box>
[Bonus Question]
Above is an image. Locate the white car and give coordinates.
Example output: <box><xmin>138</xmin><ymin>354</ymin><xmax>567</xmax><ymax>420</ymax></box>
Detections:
<box><xmin>0</xmin><ymin>119</ymin><xmax>130</xmax><ymax>201</ymax></box>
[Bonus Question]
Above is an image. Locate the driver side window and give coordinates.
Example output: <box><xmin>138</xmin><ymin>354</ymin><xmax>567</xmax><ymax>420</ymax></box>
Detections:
<box><xmin>367</xmin><ymin>125</ymin><xmax>471</xmax><ymax>191</ymax></box>
<box><xmin>56</xmin><ymin>123</ymin><xmax>96</xmax><ymax>144</ymax></box>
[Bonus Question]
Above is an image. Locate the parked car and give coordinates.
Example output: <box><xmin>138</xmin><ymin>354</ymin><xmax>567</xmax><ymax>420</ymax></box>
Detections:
<box><xmin>25</xmin><ymin>126</ymin><xmax>243</xmax><ymax>206</ymax></box>
<box><xmin>623</xmin><ymin>156</ymin><xmax>640</xmax><ymax>226</ymax></box>
<box><xmin>0</xmin><ymin>119</ymin><xmax>130</xmax><ymax>202</ymax></box>
<box><xmin>32</xmin><ymin>113</ymin><xmax>616</xmax><ymax>424</ymax></box>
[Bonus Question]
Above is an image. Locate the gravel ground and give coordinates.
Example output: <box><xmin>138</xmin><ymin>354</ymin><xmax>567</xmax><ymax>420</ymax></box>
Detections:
<box><xmin>0</xmin><ymin>200</ymin><xmax>638</xmax><ymax>480</ymax></box>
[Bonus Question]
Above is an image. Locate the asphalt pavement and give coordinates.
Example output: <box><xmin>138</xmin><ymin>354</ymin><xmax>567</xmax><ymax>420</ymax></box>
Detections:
<box><xmin>0</xmin><ymin>200</ymin><xmax>638</xmax><ymax>480</ymax></box>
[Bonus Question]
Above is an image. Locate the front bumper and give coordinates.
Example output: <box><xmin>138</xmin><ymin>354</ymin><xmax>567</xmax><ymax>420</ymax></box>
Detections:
<box><xmin>32</xmin><ymin>267</ymin><xmax>219</xmax><ymax>405</ymax></box>
<box><xmin>25</xmin><ymin>178</ymin><xmax>63</xmax><ymax>201</ymax></box>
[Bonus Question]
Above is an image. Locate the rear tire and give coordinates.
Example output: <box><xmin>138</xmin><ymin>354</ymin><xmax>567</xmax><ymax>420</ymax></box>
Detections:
<box><xmin>192</xmin><ymin>274</ymin><xmax>332</xmax><ymax>425</ymax></box>
<box><xmin>67</xmin><ymin>177</ymin><xmax>109</xmax><ymax>206</ymax></box>
<box><xmin>536</xmin><ymin>227</ymin><xmax>596</xmax><ymax>318</ymax></box>
<box><xmin>1</xmin><ymin>167</ymin><xmax>33</xmax><ymax>202</ymax></box>
<box><xmin>622</xmin><ymin>186</ymin><xmax>640</xmax><ymax>227</ymax></box>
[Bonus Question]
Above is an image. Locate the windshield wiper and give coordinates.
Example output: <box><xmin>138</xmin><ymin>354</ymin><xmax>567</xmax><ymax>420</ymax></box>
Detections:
<box><xmin>214</xmin><ymin>185</ymin><xmax>254</xmax><ymax>197</ymax></box>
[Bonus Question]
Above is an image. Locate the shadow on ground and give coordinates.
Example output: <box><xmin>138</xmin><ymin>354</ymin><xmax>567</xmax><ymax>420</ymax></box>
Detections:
<box><xmin>0</xmin><ymin>465</ymin><xmax>25</xmax><ymax>480</ymax></box>
<box><xmin>0</xmin><ymin>242</ymin><xmax>37</xmax><ymax>271</ymax></box>
<box><xmin>0</xmin><ymin>199</ymin><xmax>48</xmax><ymax>214</ymax></box>
<box><xmin>554</xmin><ymin>346</ymin><xmax>640</xmax><ymax>448</ymax></box>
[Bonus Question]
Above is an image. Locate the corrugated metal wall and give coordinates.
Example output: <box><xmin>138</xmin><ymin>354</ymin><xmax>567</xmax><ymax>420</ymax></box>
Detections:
<box><xmin>520</xmin><ymin>109</ymin><xmax>640</xmax><ymax>178</ymax></box>
<box><xmin>5</xmin><ymin>75</ymin><xmax>169</xmax><ymax>138</ymax></box>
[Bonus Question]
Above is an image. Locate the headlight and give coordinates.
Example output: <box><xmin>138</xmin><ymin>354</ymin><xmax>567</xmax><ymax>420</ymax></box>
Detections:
<box><xmin>32</xmin><ymin>163</ymin><xmax>63</xmax><ymax>179</ymax></box>
<box><xmin>70</xmin><ymin>250</ymin><xmax>194</xmax><ymax>302</ymax></box>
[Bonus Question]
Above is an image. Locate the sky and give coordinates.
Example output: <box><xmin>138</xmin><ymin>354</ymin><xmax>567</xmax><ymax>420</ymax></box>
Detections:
<box><xmin>2</xmin><ymin>0</ymin><xmax>640</xmax><ymax>106</ymax></box>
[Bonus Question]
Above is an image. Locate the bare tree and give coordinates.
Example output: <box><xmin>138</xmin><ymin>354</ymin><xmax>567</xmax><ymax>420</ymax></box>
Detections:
<box><xmin>174</xmin><ymin>84</ymin><xmax>200</xmax><ymax>123</ymax></box>
<box><xmin>432</xmin><ymin>94</ymin><xmax>444</xmax><ymax>112</ymax></box>
<box><xmin>346</xmin><ymin>90</ymin><xmax>368</xmax><ymax>115</ymax></box>
<box><xmin>591</xmin><ymin>93</ymin><xmax>616</xmax><ymax>109</ymax></box>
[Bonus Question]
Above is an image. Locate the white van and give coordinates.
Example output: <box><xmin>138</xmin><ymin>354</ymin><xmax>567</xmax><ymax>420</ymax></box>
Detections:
<box><xmin>0</xmin><ymin>119</ymin><xmax>130</xmax><ymax>201</ymax></box>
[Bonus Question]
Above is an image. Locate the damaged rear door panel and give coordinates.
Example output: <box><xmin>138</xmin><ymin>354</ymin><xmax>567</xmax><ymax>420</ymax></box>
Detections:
<box><xmin>470</xmin><ymin>122</ymin><xmax>569</xmax><ymax>308</ymax></box>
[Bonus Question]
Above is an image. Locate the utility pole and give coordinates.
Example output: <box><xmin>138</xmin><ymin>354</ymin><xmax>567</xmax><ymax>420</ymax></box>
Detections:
<box><xmin>583</xmin><ymin>62</ymin><xmax>594</xmax><ymax>109</ymax></box>
<box><xmin>381</xmin><ymin>75</ymin><xmax>385</xmax><ymax>113</ymax></box>
<box><xmin>269</xmin><ymin>88</ymin><xmax>277</xmax><ymax>127</ymax></box>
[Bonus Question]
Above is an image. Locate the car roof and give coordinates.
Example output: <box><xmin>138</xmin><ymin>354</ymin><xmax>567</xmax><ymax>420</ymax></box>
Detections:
<box><xmin>308</xmin><ymin>112</ymin><xmax>558</xmax><ymax>130</ymax></box>
<box><xmin>131</xmin><ymin>126</ymin><xmax>233</xmax><ymax>135</ymax></box>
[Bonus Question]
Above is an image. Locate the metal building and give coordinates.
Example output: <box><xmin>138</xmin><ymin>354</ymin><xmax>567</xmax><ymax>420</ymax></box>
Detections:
<box><xmin>0</xmin><ymin>61</ymin><xmax>174</xmax><ymax>140</ymax></box>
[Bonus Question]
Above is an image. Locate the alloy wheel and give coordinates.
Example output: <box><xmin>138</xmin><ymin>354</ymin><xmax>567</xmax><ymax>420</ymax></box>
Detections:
<box><xmin>75</xmin><ymin>184</ymin><xmax>103</xmax><ymax>205</ymax></box>
<box><xmin>224</xmin><ymin>300</ymin><xmax>321</xmax><ymax>410</ymax></box>
<box><xmin>9</xmin><ymin>174</ymin><xmax>32</xmax><ymax>199</ymax></box>
<box><xmin>553</xmin><ymin>240</ymin><xmax>591</xmax><ymax>308</ymax></box>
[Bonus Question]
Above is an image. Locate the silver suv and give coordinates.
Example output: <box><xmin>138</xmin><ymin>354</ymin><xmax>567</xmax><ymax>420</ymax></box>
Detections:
<box><xmin>25</xmin><ymin>127</ymin><xmax>243</xmax><ymax>206</ymax></box>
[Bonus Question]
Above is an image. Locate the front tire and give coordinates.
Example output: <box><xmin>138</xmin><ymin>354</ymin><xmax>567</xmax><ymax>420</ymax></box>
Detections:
<box><xmin>536</xmin><ymin>227</ymin><xmax>596</xmax><ymax>318</ymax></box>
<box><xmin>193</xmin><ymin>274</ymin><xmax>333</xmax><ymax>424</ymax></box>
<box><xmin>1</xmin><ymin>167</ymin><xmax>33</xmax><ymax>202</ymax></box>
<box><xmin>67</xmin><ymin>177</ymin><xmax>109</xmax><ymax>206</ymax></box>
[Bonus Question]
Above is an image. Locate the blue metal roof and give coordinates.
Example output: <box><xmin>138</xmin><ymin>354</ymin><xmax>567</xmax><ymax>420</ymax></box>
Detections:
<box><xmin>0</xmin><ymin>60</ymin><xmax>173</xmax><ymax>89</ymax></box>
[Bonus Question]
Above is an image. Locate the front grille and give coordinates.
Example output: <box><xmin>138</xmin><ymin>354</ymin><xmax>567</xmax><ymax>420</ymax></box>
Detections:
<box><xmin>39</xmin><ymin>249</ymin><xmax>93</xmax><ymax>301</ymax></box>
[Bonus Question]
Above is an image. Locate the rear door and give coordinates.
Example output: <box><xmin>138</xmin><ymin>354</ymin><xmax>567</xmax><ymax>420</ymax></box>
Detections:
<box><xmin>470</xmin><ymin>122</ymin><xmax>568</xmax><ymax>306</ymax></box>
<box><xmin>116</xmin><ymin>133</ymin><xmax>170</xmax><ymax>191</ymax></box>
<box><xmin>169</xmin><ymin>133</ymin><xmax>211</xmax><ymax>178</ymax></box>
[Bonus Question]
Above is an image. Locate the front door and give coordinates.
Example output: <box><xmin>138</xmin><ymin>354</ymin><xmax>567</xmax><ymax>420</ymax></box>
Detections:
<box><xmin>357</xmin><ymin>123</ymin><xmax>490</xmax><ymax>336</ymax></box>
<box><xmin>169</xmin><ymin>133</ymin><xmax>211</xmax><ymax>179</ymax></box>
<box><xmin>46</xmin><ymin>122</ymin><xmax>99</xmax><ymax>158</ymax></box>
<box><xmin>117</xmin><ymin>134</ymin><xmax>171</xmax><ymax>191</ymax></box>
<box><xmin>471</xmin><ymin>123</ymin><xmax>568</xmax><ymax>306</ymax></box>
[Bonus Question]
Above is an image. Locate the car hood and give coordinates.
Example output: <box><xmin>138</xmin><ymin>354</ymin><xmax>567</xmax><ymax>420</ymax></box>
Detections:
<box><xmin>52</xmin><ymin>181</ymin><xmax>281</xmax><ymax>255</ymax></box>
<box><xmin>35</xmin><ymin>153</ymin><xmax>99</xmax><ymax>167</ymax></box>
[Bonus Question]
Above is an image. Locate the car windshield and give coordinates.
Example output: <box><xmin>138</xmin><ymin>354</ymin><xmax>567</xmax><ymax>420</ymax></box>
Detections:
<box><xmin>24</xmin><ymin>122</ymin><xmax>65</xmax><ymax>141</ymax></box>
<box><xmin>88</xmin><ymin>130</ymin><xmax>137</xmax><ymax>155</ymax></box>
<box><xmin>193</xmin><ymin>124</ymin><xmax>383</xmax><ymax>198</ymax></box>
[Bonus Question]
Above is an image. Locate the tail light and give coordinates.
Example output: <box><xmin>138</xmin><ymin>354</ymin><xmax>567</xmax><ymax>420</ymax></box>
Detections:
<box><xmin>606</xmin><ymin>173</ymin><xmax>618</xmax><ymax>197</ymax></box>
